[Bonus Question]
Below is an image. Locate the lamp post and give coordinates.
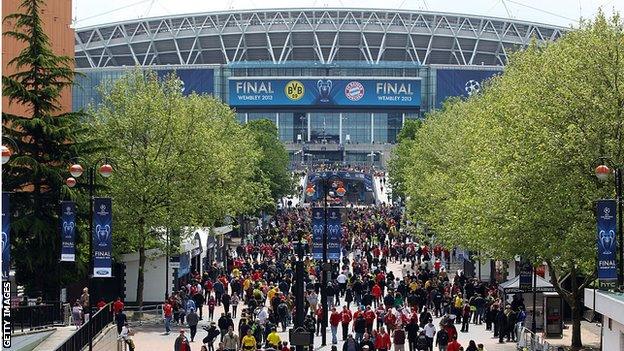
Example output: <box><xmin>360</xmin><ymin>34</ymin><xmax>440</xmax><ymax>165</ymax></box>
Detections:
<box><xmin>595</xmin><ymin>161</ymin><xmax>624</xmax><ymax>288</ymax></box>
<box><xmin>306</xmin><ymin>173</ymin><xmax>346</xmax><ymax>346</ymax></box>
<box><xmin>66</xmin><ymin>159</ymin><xmax>113</xmax><ymax>350</ymax></box>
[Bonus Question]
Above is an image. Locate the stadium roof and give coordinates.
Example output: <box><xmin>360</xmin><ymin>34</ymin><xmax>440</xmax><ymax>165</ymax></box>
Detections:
<box><xmin>75</xmin><ymin>8</ymin><xmax>567</xmax><ymax>68</ymax></box>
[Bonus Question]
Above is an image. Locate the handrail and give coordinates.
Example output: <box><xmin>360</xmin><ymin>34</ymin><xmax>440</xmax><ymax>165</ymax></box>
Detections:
<box><xmin>55</xmin><ymin>303</ymin><xmax>114</xmax><ymax>351</ymax></box>
<box><xmin>11</xmin><ymin>302</ymin><xmax>64</xmax><ymax>332</ymax></box>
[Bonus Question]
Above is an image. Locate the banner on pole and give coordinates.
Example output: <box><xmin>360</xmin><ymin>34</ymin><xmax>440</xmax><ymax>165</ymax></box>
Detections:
<box><xmin>518</xmin><ymin>259</ymin><xmax>533</xmax><ymax>291</ymax></box>
<box><xmin>312</xmin><ymin>207</ymin><xmax>324</xmax><ymax>260</ymax></box>
<box><xmin>60</xmin><ymin>201</ymin><xmax>76</xmax><ymax>262</ymax></box>
<box><xmin>327</xmin><ymin>208</ymin><xmax>342</xmax><ymax>261</ymax></box>
<box><xmin>2</xmin><ymin>192</ymin><xmax>10</xmax><ymax>279</ymax></box>
<box><xmin>596</xmin><ymin>199</ymin><xmax>617</xmax><ymax>288</ymax></box>
<box><xmin>93</xmin><ymin>197</ymin><xmax>112</xmax><ymax>278</ymax></box>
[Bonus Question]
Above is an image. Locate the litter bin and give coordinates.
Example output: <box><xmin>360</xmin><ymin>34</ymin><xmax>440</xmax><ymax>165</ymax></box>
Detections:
<box><xmin>543</xmin><ymin>292</ymin><xmax>563</xmax><ymax>338</ymax></box>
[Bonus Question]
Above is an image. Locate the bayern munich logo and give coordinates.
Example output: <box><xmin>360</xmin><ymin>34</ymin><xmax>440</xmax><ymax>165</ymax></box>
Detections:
<box><xmin>344</xmin><ymin>81</ymin><xmax>365</xmax><ymax>101</ymax></box>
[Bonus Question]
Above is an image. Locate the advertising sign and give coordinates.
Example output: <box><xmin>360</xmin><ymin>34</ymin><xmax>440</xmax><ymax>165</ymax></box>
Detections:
<box><xmin>435</xmin><ymin>69</ymin><xmax>501</xmax><ymax>108</ymax></box>
<box><xmin>92</xmin><ymin>197</ymin><xmax>112</xmax><ymax>278</ymax></box>
<box><xmin>156</xmin><ymin>68</ymin><xmax>214</xmax><ymax>96</ymax></box>
<box><xmin>327</xmin><ymin>208</ymin><xmax>342</xmax><ymax>261</ymax></box>
<box><xmin>312</xmin><ymin>207</ymin><xmax>324</xmax><ymax>260</ymax></box>
<box><xmin>60</xmin><ymin>201</ymin><xmax>76</xmax><ymax>262</ymax></box>
<box><xmin>229</xmin><ymin>77</ymin><xmax>421</xmax><ymax>108</ymax></box>
<box><xmin>518</xmin><ymin>259</ymin><xmax>534</xmax><ymax>291</ymax></box>
<box><xmin>2</xmin><ymin>192</ymin><xmax>10</xmax><ymax>279</ymax></box>
<box><xmin>596</xmin><ymin>199</ymin><xmax>618</xmax><ymax>288</ymax></box>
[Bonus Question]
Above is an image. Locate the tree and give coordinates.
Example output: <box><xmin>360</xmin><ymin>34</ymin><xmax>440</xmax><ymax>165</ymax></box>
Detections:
<box><xmin>2</xmin><ymin>0</ymin><xmax>98</xmax><ymax>297</ymax></box>
<box><xmin>92</xmin><ymin>70</ymin><xmax>271</xmax><ymax>306</ymax></box>
<box><xmin>244</xmin><ymin>119</ymin><xmax>293</xmax><ymax>209</ymax></box>
<box><xmin>387</xmin><ymin>119</ymin><xmax>422</xmax><ymax>200</ymax></box>
<box><xmin>402</xmin><ymin>13</ymin><xmax>624</xmax><ymax>349</ymax></box>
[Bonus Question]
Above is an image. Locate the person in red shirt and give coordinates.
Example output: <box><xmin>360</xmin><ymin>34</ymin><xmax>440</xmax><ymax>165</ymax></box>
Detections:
<box><xmin>113</xmin><ymin>297</ymin><xmax>124</xmax><ymax>315</ymax></box>
<box><xmin>373</xmin><ymin>327</ymin><xmax>391</xmax><ymax>351</ymax></box>
<box><xmin>371</xmin><ymin>283</ymin><xmax>382</xmax><ymax>307</ymax></box>
<box><xmin>330</xmin><ymin>307</ymin><xmax>341</xmax><ymax>344</ymax></box>
<box><xmin>364</xmin><ymin>306</ymin><xmax>376</xmax><ymax>334</ymax></box>
<box><xmin>340</xmin><ymin>306</ymin><xmax>352</xmax><ymax>341</ymax></box>
<box><xmin>96</xmin><ymin>299</ymin><xmax>106</xmax><ymax>310</ymax></box>
<box><xmin>163</xmin><ymin>300</ymin><xmax>173</xmax><ymax>335</ymax></box>
<box><xmin>447</xmin><ymin>335</ymin><xmax>462</xmax><ymax>351</ymax></box>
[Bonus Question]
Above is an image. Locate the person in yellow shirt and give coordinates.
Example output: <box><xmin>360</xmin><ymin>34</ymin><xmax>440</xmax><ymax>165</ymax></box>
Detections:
<box><xmin>241</xmin><ymin>329</ymin><xmax>257</xmax><ymax>351</ymax></box>
<box><xmin>267</xmin><ymin>286</ymin><xmax>277</xmax><ymax>302</ymax></box>
<box><xmin>266</xmin><ymin>327</ymin><xmax>281</xmax><ymax>349</ymax></box>
<box><xmin>243</xmin><ymin>277</ymin><xmax>252</xmax><ymax>292</ymax></box>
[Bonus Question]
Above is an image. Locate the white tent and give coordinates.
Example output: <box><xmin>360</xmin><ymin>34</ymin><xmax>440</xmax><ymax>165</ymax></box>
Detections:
<box><xmin>499</xmin><ymin>274</ymin><xmax>557</xmax><ymax>294</ymax></box>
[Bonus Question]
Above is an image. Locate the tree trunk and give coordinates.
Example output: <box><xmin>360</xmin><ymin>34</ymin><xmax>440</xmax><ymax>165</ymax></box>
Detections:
<box><xmin>137</xmin><ymin>244</ymin><xmax>146</xmax><ymax>306</ymax></box>
<box><xmin>570</xmin><ymin>303</ymin><xmax>582</xmax><ymax>349</ymax></box>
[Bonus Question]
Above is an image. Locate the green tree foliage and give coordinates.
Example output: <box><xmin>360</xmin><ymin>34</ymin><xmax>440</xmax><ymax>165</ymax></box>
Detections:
<box><xmin>2</xmin><ymin>0</ymin><xmax>98</xmax><ymax>297</ymax></box>
<box><xmin>387</xmin><ymin>119</ymin><xmax>422</xmax><ymax>200</ymax></box>
<box><xmin>92</xmin><ymin>70</ymin><xmax>271</xmax><ymax>306</ymax></box>
<box><xmin>244</xmin><ymin>119</ymin><xmax>293</xmax><ymax>209</ymax></box>
<box><xmin>400</xmin><ymin>13</ymin><xmax>624</xmax><ymax>349</ymax></box>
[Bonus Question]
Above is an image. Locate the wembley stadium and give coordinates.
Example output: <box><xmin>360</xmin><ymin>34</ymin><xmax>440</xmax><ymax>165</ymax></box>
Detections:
<box><xmin>72</xmin><ymin>8</ymin><xmax>566</xmax><ymax>167</ymax></box>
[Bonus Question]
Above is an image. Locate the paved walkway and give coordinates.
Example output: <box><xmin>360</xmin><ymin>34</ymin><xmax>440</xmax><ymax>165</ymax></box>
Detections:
<box><xmin>127</xmin><ymin>258</ymin><xmax>601</xmax><ymax>351</ymax></box>
<box><xmin>32</xmin><ymin>326</ymin><xmax>79</xmax><ymax>351</ymax></box>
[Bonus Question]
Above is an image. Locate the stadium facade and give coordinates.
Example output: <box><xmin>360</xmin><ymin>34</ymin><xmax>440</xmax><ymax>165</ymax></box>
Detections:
<box><xmin>73</xmin><ymin>8</ymin><xmax>566</xmax><ymax>167</ymax></box>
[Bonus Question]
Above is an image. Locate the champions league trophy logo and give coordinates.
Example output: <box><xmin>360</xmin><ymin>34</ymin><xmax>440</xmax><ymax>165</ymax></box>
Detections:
<box><xmin>600</xmin><ymin>206</ymin><xmax>615</xmax><ymax>254</ymax></box>
<box><xmin>63</xmin><ymin>221</ymin><xmax>75</xmax><ymax>236</ymax></box>
<box><xmin>95</xmin><ymin>224</ymin><xmax>111</xmax><ymax>245</ymax></box>
<box><xmin>1</xmin><ymin>231</ymin><xmax>7</xmax><ymax>255</ymax></box>
<box><xmin>317</xmin><ymin>79</ymin><xmax>333</xmax><ymax>103</ymax></box>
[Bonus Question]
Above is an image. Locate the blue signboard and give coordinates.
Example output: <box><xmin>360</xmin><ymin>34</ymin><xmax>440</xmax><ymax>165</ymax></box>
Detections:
<box><xmin>177</xmin><ymin>253</ymin><xmax>190</xmax><ymax>278</ymax></box>
<box><xmin>312</xmin><ymin>208</ymin><xmax>324</xmax><ymax>260</ymax></box>
<box><xmin>157</xmin><ymin>69</ymin><xmax>214</xmax><ymax>96</ymax></box>
<box><xmin>93</xmin><ymin>197</ymin><xmax>112</xmax><ymax>278</ymax></box>
<box><xmin>229</xmin><ymin>77</ymin><xmax>421</xmax><ymax>108</ymax></box>
<box><xmin>60</xmin><ymin>201</ymin><xmax>76</xmax><ymax>262</ymax></box>
<box><xmin>327</xmin><ymin>208</ymin><xmax>342</xmax><ymax>261</ymax></box>
<box><xmin>596</xmin><ymin>199</ymin><xmax>618</xmax><ymax>288</ymax></box>
<box><xmin>2</xmin><ymin>192</ymin><xmax>10</xmax><ymax>279</ymax></box>
<box><xmin>435</xmin><ymin>69</ymin><xmax>502</xmax><ymax>108</ymax></box>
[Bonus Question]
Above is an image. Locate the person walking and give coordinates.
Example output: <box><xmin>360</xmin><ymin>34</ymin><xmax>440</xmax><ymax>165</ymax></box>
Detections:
<box><xmin>341</xmin><ymin>305</ymin><xmax>352</xmax><ymax>341</ymax></box>
<box><xmin>435</xmin><ymin>327</ymin><xmax>449</xmax><ymax>351</ymax></box>
<box><xmin>374</xmin><ymin>327</ymin><xmax>392</xmax><ymax>351</ymax></box>
<box><xmin>222</xmin><ymin>327</ymin><xmax>239</xmax><ymax>351</ymax></box>
<box><xmin>423</xmin><ymin>320</ymin><xmax>436</xmax><ymax>351</ymax></box>
<box><xmin>230</xmin><ymin>293</ymin><xmax>240</xmax><ymax>319</ymax></box>
<box><xmin>164</xmin><ymin>299</ymin><xmax>174</xmax><ymax>335</ymax></box>
<box><xmin>71</xmin><ymin>301</ymin><xmax>83</xmax><ymax>329</ymax></box>
<box><xmin>174</xmin><ymin>330</ymin><xmax>192</xmax><ymax>351</ymax></box>
<box><xmin>330</xmin><ymin>307</ymin><xmax>341</xmax><ymax>344</ymax></box>
<box><xmin>393</xmin><ymin>325</ymin><xmax>406</xmax><ymax>351</ymax></box>
<box><xmin>115</xmin><ymin>309</ymin><xmax>127</xmax><ymax>334</ymax></box>
<box><xmin>241</xmin><ymin>329</ymin><xmax>256</xmax><ymax>351</ymax></box>
<box><xmin>187</xmin><ymin>307</ymin><xmax>200</xmax><ymax>342</ymax></box>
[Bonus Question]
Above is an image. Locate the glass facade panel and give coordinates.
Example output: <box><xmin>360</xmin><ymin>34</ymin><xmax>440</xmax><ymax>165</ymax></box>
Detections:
<box><xmin>309</xmin><ymin>113</ymin><xmax>340</xmax><ymax>143</ymax></box>
<box><xmin>373</xmin><ymin>113</ymin><xmax>389</xmax><ymax>144</ymax></box>
<box><xmin>278</xmin><ymin>113</ymin><xmax>295</xmax><ymax>142</ymax></box>
<box><xmin>342</xmin><ymin>113</ymin><xmax>371</xmax><ymax>144</ymax></box>
<box><xmin>236</xmin><ymin>113</ymin><xmax>247</xmax><ymax>124</ymax></box>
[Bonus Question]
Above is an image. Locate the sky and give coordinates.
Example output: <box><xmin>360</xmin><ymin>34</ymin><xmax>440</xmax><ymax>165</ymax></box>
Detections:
<box><xmin>72</xmin><ymin>0</ymin><xmax>623</xmax><ymax>29</ymax></box>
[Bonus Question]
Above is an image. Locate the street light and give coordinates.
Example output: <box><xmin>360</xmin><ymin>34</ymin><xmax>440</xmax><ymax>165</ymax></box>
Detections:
<box><xmin>306</xmin><ymin>173</ymin><xmax>346</xmax><ymax>346</ymax></box>
<box><xmin>66</xmin><ymin>158</ymin><xmax>114</xmax><ymax>350</ymax></box>
<box><xmin>595</xmin><ymin>161</ymin><xmax>624</xmax><ymax>288</ymax></box>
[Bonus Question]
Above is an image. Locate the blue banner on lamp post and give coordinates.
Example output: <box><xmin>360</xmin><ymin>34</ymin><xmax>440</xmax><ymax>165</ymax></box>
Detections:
<box><xmin>93</xmin><ymin>197</ymin><xmax>112</xmax><ymax>278</ymax></box>
<box><xmin>597</xmin><ymin>199</ymin><xmax>618</xmax><ymax>289</ymax></box>
<box><xmin>2</xmin><ymin>192</ymin><xmax>10</xmax><ymax>279</ymax></box>
<box><xmin>312</xmin><ymin>208</ymin><xmax>324</xmax><ymax>260</ymax></box>
<box><xmin>327</xmin><ymin>208</ymin><xmax>342</xmax><ymax>261</ymax></box>
<box><xmin>60</xmin><ymin>201</ymin><xmax>76</xmax><ymax>262</ymax></box>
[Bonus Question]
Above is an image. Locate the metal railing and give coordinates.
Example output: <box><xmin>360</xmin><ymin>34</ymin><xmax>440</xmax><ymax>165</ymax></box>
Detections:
<box><xmin>11</xmin><ymin>302</ymin><xmax>64</xmax><ymax>332</ymax></box>
<box><xmin>55</xmin><ymin>303</ymin><xmax>113</xmax><ymax>351</ymax></box>
<box><xmin>517</xmin><ymin>327</ymin><xmax>558</xmax><ymax>351</ymax></box>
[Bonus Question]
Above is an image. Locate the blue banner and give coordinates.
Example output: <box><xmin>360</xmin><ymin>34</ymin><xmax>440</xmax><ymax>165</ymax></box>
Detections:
<box><xmin>327</xmin><ymin>208</ymin><xmax>342</xmax><ymax>261</ymax></box>
<box><xmin>596</xmin><ymin>199</ymin><xmax>618</xmax><ymax>288</ymax></box>
<box><xmin>2</xmin><ymin>192</ymin><xmax>10</xmax><ymax>279</ymax></box>
<box><xmin>518</xmin><ymin>259</ymin><xmax>533</xmax><ymax>290</ymax></box>
<box><xmin>435</xmin><ymin>69</ymin><xmax>501</xmax><ymax>108</ymax></box>
<box><xmin>156</xmin><ymin>68</ymin><xmax>214</xmax><ymax>96</ymax></box>
<box><xmin>60</xmin><ymin>201</ymin><xmax>76</xmax><ymax>262</ymax></box>
<box><xmin>229</xmin><ymin>77</ymin><xmax>421</xmax><ymax>108</ymax></box>
<box><xmin>93</xmin><ymin>197</ymin><xmax>112</xmax><ymax>278</ymax></box>
<box><xmin>312</xmin><ymin>208</ymin><xmax>324</xmax><ymax>260</ymax></box>
<box><xmin>177</xmin><ymin>254</ymin><xmax>190</xmax><ymax>278</ymax></box>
